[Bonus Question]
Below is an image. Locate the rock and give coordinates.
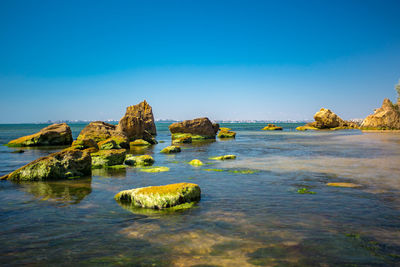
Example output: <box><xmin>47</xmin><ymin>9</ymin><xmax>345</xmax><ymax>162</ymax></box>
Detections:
<box><xmin>11</xmin><ymin>149</ymin><xmax>25</xmax><ymax>153</ymax></box>
<box><xmin>76</xmin><ymin>121</ymin><xmax>130</xmax><ymax>148</ymax></box>
<box><xmin>0</xmin><ymin>149</ymin><xmax>91</xmax><ymax>181</ymax></box>
<box><xmin>218</xmin><ymin>128</ymin><xmax>236</xmax><ymax>138</ymax></box>
<box><xmin>160</xmin><ymin>145</ymin><xmax>181</xmax><ymax>153</ymax></box>
<box><xmin>71</xmin><ymin>138</ymin><xmax>99</xmax><ymax>151</ymax></box>
<box><xmin>124</xmin><ymin>155</ymin><xmax>155</xmax><ymax>166</ymax></box>
<box><xmin>120</xmin><ymin>100</ymin><xmax>157</xmax><ymax>136</ymax></box>
<box><xmin>139</xmin><ymin>166</ymin><xmax>170</xmax><ymax>173</ymax></box>
<box><xmin>91</xmin><ymin>149</ymin><xmax>127</xmax><ymax>168</ymax></box>
<box><xmin>219</xmin><ymin>127</ymin><xmax>231</xmax><ymax>131</ymax></box>
<box><xmin>189</xmin><ymin>159</ymin><xmax>203</xmax><ymax>166</ymax></box>
<box><xmin>169</xmin><ymin>117</ymin><xmax>219</xmax><ymax>139</ymax></box>
<box><xmin>361</xmin><ymin>98</ymin><xmax>400</xmax><ymax>130</ymax></box>
<box><xmin>142</xmin><ymin>130</ymin><xmax>158</xmax><ymax>144</ymax></box>
<box><xmin>114</xmin><ymin>182</ymin><xmax>201</xmax><ymax>209</ymax></box>
<box><xmin>209</xmin><ymin>155</ymin><xmax>236</xmax><ymax>160</ymax></box>
<box><xmin>172</xmin><ymin>135</ymin><xmax>192</xmax><ymax>144</ymax></box>
<box><xmin>296</xmin><ymin>125</ymin><xmax>319</xmax><ymax>131</ymax></box>
<box><xmin>98</xmin><ymin>138</ymin><xmax>119</xmax><ymax>150</ymax></box>
<box><xmin>313</xmin><ymin>108</ymin><xmax>344</xmax><ymax>129</ymax></box>
<box><xmin>7</xmin><ymin>123</ymin><xmax>73</xmax><ymax>147</ymax></box>
<box><xmin>116</xmin><ymin>115</ymin><xmax>145</xmax><ymax>141</ymax></box>
<box><xmin>262</xmin><ymin>124</ymin><xmax>283</xmax><ymax>131</ymax></box>
<box><xmin>130</xmin><ymin>139</ymin><xmax>151</xmax><ymax>146</ymax></box>
<box><xmin>326</xmin><ymin>182</ymin><xmax>361</xmax><ymax>188</ymax></box>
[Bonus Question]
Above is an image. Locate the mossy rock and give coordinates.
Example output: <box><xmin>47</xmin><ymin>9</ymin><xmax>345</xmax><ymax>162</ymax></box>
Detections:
<box><xmin>209</xmin><ymin>155</ymin><xmax>236</xmax><ymax>160</ymax></box>
<box><xmin>172</xmin><ymin>135</ymin><xmax>192</xmax><ymax>144</ymax></box>
<box><xmin>114</xmin><ymin>182</ymin><xmax>201</xmax><ymax>209</ymax></box>
<box><xmin>189</xmin><ymin>159</ymin><xmax>203</xmax><ymax>166</ymax></box>
<box><xmin>296</xmin><ymin>125</ymin><xmax>319</xmax><ymax>131</ymax></box>
<box><xmin>217</xmin><ymin>131</ymin><xmax>236</xmax><ymax>138</ymax></box>
<box><xmin>219</xmin><ymin>127</ymin><xmax>231</xmax><ymax>131</ymax></box>
<box><xmin>130</xmin><ymin>139</ymin><xmax>151</xmax><ymax>146</ymax></box>
<box><xmin>116</xmin><ymin>201</ymin><xmax>198</xmax><ymax>215</ymax></box>
<box><xmin>139</xmin><ymin>166</ymin><xmax>170</xmax><ymax>173</ymax></box>
<box><xmin>326</xmin><ymin>182</ymin><xmax>361</xmax><ymax>188</ymax></box>
<box><xmin>124</xmin><ymin>154</ymin><xmax>155</xmax><ymax>166</ymax></box>
<box><xmin>262</xmin><ymin>124</ymin><xmax>283</xmax><ymax>131</ymax></box>
<box><xmin>171</xmin><ymin>133</ymin><xmax>212</xmax><ymax>141</ymax></box>
<box><xmin>71</xmin><ymin>138</ymin><xmax>99</xmax><ymax>151</ymax></box>
<box><xmin>297</xmin><ymin>188</ymin><xmax>316</xmax><ymax>194</ymax></box>
<box><xmin>91</xmin><ymin>149</ymin><xmax>127</xmax><ymax>168</ymax></box>
<box><xmin>98</xmin><ymin>138</ymin><xmax>120</xmax><ymax>150</ymax></box>
<box><xmin>160</xmin><ymin>146</ymin><xmax>181</xmax><ymax>154</ymax></box>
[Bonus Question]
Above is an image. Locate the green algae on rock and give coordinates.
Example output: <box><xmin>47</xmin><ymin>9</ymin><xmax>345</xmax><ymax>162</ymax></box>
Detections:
<box><xmin>172</xmin><ymin>135</ymin><xmax>193</xmax><ymax>144</ymax></box>
<box><xmin>160</xmin><ymin>145</ymin><xmax>181</xmax><ymax>154</ymax></box>
<box><xmin>209</xmin><ymin>155</ymin><xmax>236</xmax><ymax>160</ymax></box>
<box><xmin>217</xmin><ymin>129</ymin><xmax>236</xmax><ymax>138</ymax></box>
<box><xmin>114</xmin><ymin>182</ymin><xmax>201</xmax><ymax>209</ymax></box>
<box><xmin>189</xmin><ymin>159</ymin><xmax>203</xmax><ymax>166</ymax></box>
<box><xmin>71</xmin><ymin>138</ymin><xmax>99</xmax><ymax>151</ymax></box>
<box><xmin>203</xmin><ymin>168</ymin><xmax>224</xmax><ymax>172</ymax></box>
<box><xmin>98</xmin><ymin>138</ymin><xmax>120</xmax><ymax>150</ymax></box>
<box><xmin>91</xmin><ymin>149</ymin><xmax>127</xmax><ymax>168</ymax></box>
<box><xmin>262</xmin><ymin>124</ymin><xmax>283</xmax><ymax>131</ymax></box>
<box><xmin>76</xmin><ymin>121</ymin><xmax>130</xmax><ymax>148</ymax></box>
<box><xmin>124</xmin><ymin>154</ymin><xmax>155</xmax><ymax>166</ymax></box>
<box><xmin>7</xmin><ymin>123</ymin><xmax>73</xmax><ymax>147</ymax></box>
<box><xmin>139</xmin><ymin>166</ymin><xmax>170</xmax><ymax>173</ymax></box>
<box><xmin>0</xmin><ymin>149</ymin><xmax>91</xmax><ymax>181</ymax></box>
<box><xmin>129</xmin><ymin>139</ymin><xmax>151</xmax><ymax>146</ymax></box>
<box><xmin>297</xmin><ymin>188</ymin><xmax>316</xmax><ymax>194</ymax></box>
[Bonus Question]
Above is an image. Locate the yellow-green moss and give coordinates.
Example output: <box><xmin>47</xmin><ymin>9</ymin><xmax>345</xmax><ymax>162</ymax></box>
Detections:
<box><xmin>171</xmin><ymin>133</ymin><xmax>212</xmax><ymax>140</ymax></box>
<box><xmin>262</xmin><ymin>124</ymin><xmax>283</xmax><ymax>131</ymax></box>
<box><xmin>91</xmin><ymin>149</ymin><xmax>127</xmax><ymax>167</ymax></box>
<box><xmin>296</xmin><ymin>125</ymin><xmax>319</xmax><ymax>131</ymax></box>
<box><xmin>130</xmin><ymin>139</ymin><xmax>151</xmax><ymax>146</ymax></box>
<box><xmin>139</xmin><ymin>166</ymin><xmax>170</xmax><ymax>173</ymax></box>
<box><xmin>219</xmin><ymin>127</ymin><xmax>231</xmax><ymax>131</ymax></box>
<box><xmin>114</xmin><ymin>182</ymin><xmax>201</xmax><ymax>209</ymax></box>
<box><xmin>217</xmin><ymin>130</ymin><xmax>236</xmax><ymax>138</ymax></box>
<box><xmin>98</xmin><ymin>138</ymin><xmax>119</xmax><ymax>150</ymax></box>
<box><xmin>209</xmin><ymin>155</ymin><xmax>236</xmax><ymax>160</ymax></box>
<box><xmin>326</xmin><ymin>182</ymin><xmax>361</xmax><ymax>188</ymax></box>
<box><xmin>203</xmin><ymin>168</ymin><xmax>224</xmax><ymax>172</ymax></box>
<box><xmin>189</xmin><ymin>159</ymin><xmax>203</xmax><ymax>166</ymax></box>
<box><xmin>172</xmin><ymin>136</ymin><xmax>192</xmax><ymax>144</ymax></box>
<box><xmin>160</xmin><ymin>146</ymin><xmax>181</xmax><ymax>154</ymax></box>
<box><xmin>124</xmin><ymin>154</ymin><xmax>154</xmax><ymax>166</ymax></box>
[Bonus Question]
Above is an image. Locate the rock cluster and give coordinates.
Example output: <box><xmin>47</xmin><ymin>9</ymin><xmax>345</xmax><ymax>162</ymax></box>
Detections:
<box><xmin>361</xmin><ymin>98</ymin><xmax>400</xmax><ymax>130</ymax></box>
<box><xmin>297</xmin><ymin>108</ymin><xmax>359</xmax><ymax>130</ymax></box>
<box><xmin>7</xmin><ymin>123</ymin><xmax>73</xmax><ymax>147</ymax></box>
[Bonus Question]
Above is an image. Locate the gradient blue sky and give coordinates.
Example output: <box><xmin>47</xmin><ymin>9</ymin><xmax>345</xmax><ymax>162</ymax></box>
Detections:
<box><xmin>1</xmin><ymin>0</ymin><xmax>400</xmax><ymax>123</ymax></box>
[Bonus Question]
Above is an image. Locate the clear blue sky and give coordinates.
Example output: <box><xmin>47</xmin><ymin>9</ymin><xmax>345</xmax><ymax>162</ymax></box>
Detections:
<box><xmin>1</xmin><ymin>0</ymin><xmax>400</xmax><ymax>123</ymax></box>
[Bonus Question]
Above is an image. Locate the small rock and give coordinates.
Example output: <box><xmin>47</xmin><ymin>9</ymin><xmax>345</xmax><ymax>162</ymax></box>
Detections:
<box><xmin>91</xmin><ymin>149</ymin><xmax>127</xmax><ymax>168</ymax></box>
<box><xmin>124</xmin><ymin>155</ymin><xmax>155</xmax><ymax>166</ymax></box>
<box><xmin>130</xmin><ymin>139</ymin><xmax>151</xmax><ymax>146</ymax></box>
<box><xmin>326</xmin><ymin>182</ymin><xmax>361</xmax><ymax>188</ymax></box>
<box><xmin>262</xmin><ymin>124</ymin><xmax>283</xmax><ymax>131</ymax></box>
<box><xmin>139</xmin><ymin>166</ymin><xmax>170</xmax><ymax>173</ymax></box>
<box><xmin>160</xmin><ymin>146</ymin><xmax>181</xmax><ymax>154</ymax></box>
<box><xmin>189</xmin><ymin>159</ymin><xmax>203</xmax><ymax>166</ymax></box>
<box><xmin>209</xmin><ymin>155</ymin><xmax>236</xmax><ymax>160</ymax></box>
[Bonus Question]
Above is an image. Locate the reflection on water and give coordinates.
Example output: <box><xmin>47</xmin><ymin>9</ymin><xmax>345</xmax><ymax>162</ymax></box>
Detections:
<box><xmin>92</xmin><ymin>167</ymin><xmax>127</xmax><ymax>178</ymax></box>
<box><xmin>16</xmin><ymin>177</ymin><xmax>92</xmax><ymax>206</ymax></box>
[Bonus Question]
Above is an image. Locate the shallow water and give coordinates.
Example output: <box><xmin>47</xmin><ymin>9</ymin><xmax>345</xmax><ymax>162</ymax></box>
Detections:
<box><xmin>1</xmin><ymin>123</ymin><xmax>400</xmax><ymax>266</ymax></box>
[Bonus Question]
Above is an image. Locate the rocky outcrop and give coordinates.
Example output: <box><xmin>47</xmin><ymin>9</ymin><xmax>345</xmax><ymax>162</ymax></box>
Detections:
<box><xmin>0</xmin><ymin>149</ymin><xmax>91</xmax><ymax>181</ymax></box>
<box><xmin>117</xmin><ymin>100</ymin><xmax>157</xmax><ymax>138</ymax></box>
<box><xmin>7</xmin><ymin>123</ymin><xmax>73</xmax><ymax>147</ymax></box>
<box><xmin>297</xmin><ymin>108</ymin><xmax>359</xmax><ymax>131</ymax></box>
<box><xmin>169</xmin><ymin>117</ymin><xmax>219</xmax><ymax>139</ymax></box>
<box><xmin>361</xmin><ymin>98</ymin><xmax>400</xmax><ymax>130</ymax></box>
<box><xmin>114</xmin><ymin>183</ymin><xmax>201</xmax><ymax>209</ymax></box>
<box><xmin>76</xmin><ymin>121</ymin><xmax>130</xmax><ymax>149</ymax></box>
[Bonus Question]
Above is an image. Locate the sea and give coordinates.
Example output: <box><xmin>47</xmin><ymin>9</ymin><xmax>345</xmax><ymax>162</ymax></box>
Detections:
<box><xmin>1</xmin><ymin>122</ymin><xmax>400</xmax><ymax>266</ymax></box>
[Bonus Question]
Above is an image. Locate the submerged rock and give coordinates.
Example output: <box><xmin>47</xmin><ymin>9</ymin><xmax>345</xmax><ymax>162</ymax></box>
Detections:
<box><xmin>91</xmin><ymin>149</ymin><xmax>127</xmax><ymax>168</ymax></box>
<box><xmin>209</xmin><ymin>155</ymin><xmax>236</xmax><ymax>160</ymax></box>
<box><xmin>124</xmin><ymin>154</ymin><xmax>154</xmax><ymax>166</ymax></box>
<box><xmin>1</xmin><ymin>149</ymin><xmax>91</xmax><ymax>181</ymax></box>
<box><xmin>169</xmin><ymin>117</ymin><xmax>219</xmax><ymax>140</ymax></box>
<box><xmin>114</xmin><ymin>182</ymin><xmax>201</xmax><ymax>209</ymax></box>
<box><xmin>139</xmin><ymin>166</ymin><xmax>170</xmax><ymax>173</ymax></box>
<box><xmin>262</xmin><ymin>124</ymin><xmax>283</xmax><ymax>131</ymax></box>
<box><xmin>361</xmin><ymin>98</ymin><xmax>400</xmax><ymax>130</ymax></box>
<box><xmin>160</xmin><ymin>145</ymin><xmax>181</xmax><ymax>154</ymax></box>
<box><xmin>7</xmin><ymin>123</ymin><xmax>73</xmax><ymax>147</ymax></box>
<box><xmin>189</xmin><ymin>159</ymin><xmax>203</xmax><ymax>166</ymax></box>
<box><xmin>326</xmin><ymin>182</ymin><xmax>361</xmax><ymax>188</ymax></box>
<box><xmin>76</xmin><ymin>121</ymin><xmax>130</xmax><ymax>148</ymax></box>
<box><xmin>296</xmin><ymin>125</ymin><xmax>319</xmax><ymax>131</ymax></box>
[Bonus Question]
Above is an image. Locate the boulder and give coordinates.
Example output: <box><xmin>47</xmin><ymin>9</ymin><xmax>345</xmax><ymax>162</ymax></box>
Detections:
<box><xmin>130</xmin><ymin>139</ymin><xmax>151</xmax><ymax>146</ymax></box>
<box><xmin>172</xmin><ymin>135</ymin><xmax>192</xmax><ymax>144</ymax></box>
<box><xmin>169</xmin><ymin>117</ymin><xmax>219</xmax><ymax>139</ymax></box>
<box><xmin>313</xmin><ymin>108</ymin><xmax>344</xmax><ymax>129</ymax></box>
<box><xmin>160</xmin><ymin>146</ymin><xmax>181</xmax><ymax>154</ymax></box>
<box><xmin>218</xmin><ymin>127</ymin><xmax>237</xmax><ymax>138</ymax></box>
<box><xmin>7</xmin><ymin>123</ymin><xmax>73</xmax><ymax>147</ymax></box>
<box><xmin>91</xmin><ymin>149</ymin><xmax>127</xmax><ymax>168</ymax></box>
<box><xmin>76</xmin><ymin>121</ymin><xmax>129</xmax><ymax>148</ymax></box>
<box><xmin>361</xmin><ymin>98</ymin><xmax>400</xmax><ymax>130</ymax></box>
<box><xmin>114</xmin><ymin>183</ymin><xmax>201</xmax><ymax>209</ymax></box>
<box><xmin>262</xmin><ymin>124</ymin><xmax>283</xmax><ymax>131</ymax></box>
<box><xmin>71</xmin><ymin>138</ymin><xmax>99</xmax><ymax>151</ymax></box>
<box><xmin>0</xmin><ymin>149</ymin><xmax>91</xmax><ymax>181</ymax></box>
<box><xmin>189</xmin><ymin>159</ymin><xmax>203</xmax><ymax>166</ymax></box>
<box><xmin>120</xmin><ymin>100</ymin><xmax>157</xmax><ymax>136</ymax></box>
<box><xmin>124</xmin><ymin>155</ymin><xmax>155</xmax><ymax>166</ymax></box>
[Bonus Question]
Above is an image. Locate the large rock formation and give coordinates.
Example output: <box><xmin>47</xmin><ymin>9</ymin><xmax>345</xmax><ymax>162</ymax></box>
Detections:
<box><xmin>117</xmin><ymin>100</ymin><xmax>157</xmax><ymax>137</ymax></box>
<box><xmin>76</xmin><ymin>121</ymin><xmax>129</xmax><ymax>149</ymax></box>
<box><xmin>297</xmin><ymin>108</ymin><xmax>359</xmax><ymax>130</ymax></box>
<box><xmin>7</xmin><ymin>123</ymin><xmax>73</xmax><ymax>147</ymax></box>
<box><xmin>169</xmin><ymin>117</ymin><xmax>219</xmax><ymax>139</ymax></box>
<box><xmin>0</xmin><ymin>149</ymin><xmax>91</xmax><ymax>181</ymax></box>
<box><xmin>361</xmin><ymin>98</ymin><xmax>400</xmax><ymax>130</ymax></box>
<box><xmin>114</xmin><ymin>183</ymin><xmax>201</xmax><ymax>209</ymax></box>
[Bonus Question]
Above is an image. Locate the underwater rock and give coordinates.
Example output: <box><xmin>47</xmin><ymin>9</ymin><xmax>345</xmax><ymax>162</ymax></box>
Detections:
<box><xmin>91</xmin><ymin>149</ymin><xmax>127</xmax><ymax>168</ymax></box>
<box><xmin>361</xmin><ymin>98</ymin><xmax>400</xmax><ymax>130</ymax></box>
<box><xmin>169</xmin><ymin>117</ymin><xmax>219</xmax><ymax>139</ymax></box>
<box><xmin>139</xmin><ymin>166</ymin><xmax>170</xmax><ymax>173</ymax></box>
<box><xmin>11</xmin><ymin>149</ymin><xmax>25</xmax><ymax>153</ymax></box>
<box><xmin>124</xmin><ymin>154</ymin><xmax>155</xmax><ymax>166</ymax></box>
<box><xmin>262</xmin><ymin>124</ymin><xmax>283</xmax><ymax>131</ymax></box>
<box><xmin>7</xmin><ymin>123</ymin><xmax>73</xmax><ymax>147</ymax></box>
<box><xmin>129</xmin><ymin>139</ymin><xmax>151</xmax><ymax>146</ymax></box>
<box><xmin>160</xmin><ymin>145</ymin><xmax>181</xmax><ymax>154</ymax></box>
<box><xmin>209</xmin><ymin>155</ymin><xmax>236</xmax><ymax>160</ymax></box>
<box><xmin>189</xmin><ymin>159</ymin><xmax>203</xmax><ymax>166</ymax></box>
<box><xmin>326</xmin><ymin>182</ymin><xmax>361</xmax><ymax>188</ymax></box>
<box><xmin>114</xmin><ymin>182</ymin><xmax>201</xmax><ymax>209</ymax></box>
<box><xmin>76</xmin><ymin>121</ymin><xmax>130</xmax><ymax>148</ymax></box>
<box><xmin>1</xmin><ymin>149</ymin><xmax>91</xmax><ymax>181</ymax></box>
